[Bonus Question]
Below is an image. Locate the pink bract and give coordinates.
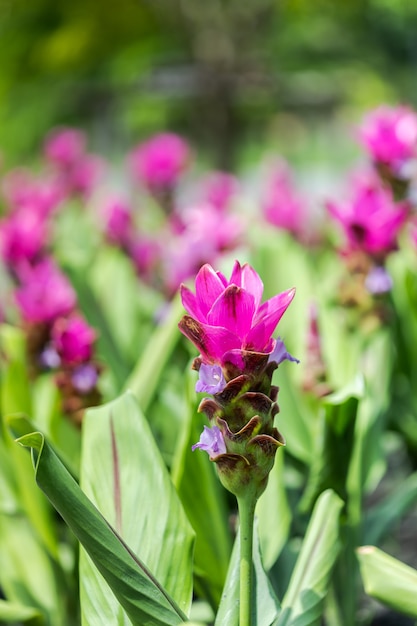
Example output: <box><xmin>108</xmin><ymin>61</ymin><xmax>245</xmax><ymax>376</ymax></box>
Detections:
<box><xmin>103</xmin><ymin>198</ymin><xmax>133</xmax><ymax>247</ymax></box>
<box><xmin>52</xmin><ymin>314</ymin><xmax>96</xmax><ymax>365</ymax></box>
<box><xmin>129</xmin><ymin>133</ymin><xmax>190</xmax><ymax>191</ymax></box>
<box><xmin>200</xmin><ymin>171</ymin><xmax>240</xmax><ymax>212</ymax></box>
<box><xmin>15</xmin><ymin>260</ymin><xmax>77</xmax><ymax>324</ymax></box>
<box><xmin>44</xmin><ymin>128</ymin><xmax>86</xmax><ymax>168</ymax></box>
<box><xmin>359</xmin><ymin>105</ymin><xmax>417</xmax><ymax>172</ymax></box>
<box><xmin>326</xmin><ymin>173</ymin><xmax>409</xmax><ymax>256</ymax></box>
<box><xmin>0</xmin><ymin>207</ymin><xmax>49</xmax><ymax>270</ymax></box>
<box><xmin>262</xmin><ymin>161</ymin><xmax>306</xmax><ymax>236</ymax></box>
<box><xmin>179</xmin><ymin>260</ymin><xmax>295</xmax><ymax>365</ymax></box>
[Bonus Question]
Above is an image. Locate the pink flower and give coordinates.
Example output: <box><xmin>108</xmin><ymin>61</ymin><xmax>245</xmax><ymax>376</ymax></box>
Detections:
<box><xmin>262</xmin><ymin>161</ymin><xmax>307</xmax><ymax>236</ymax></box>
<box><xmin>0</xmin><ymin>207</ymin><xmax>49</xmax><ymax>270</ymax></box>
<box><xmin>2</xmin><ymin>169</ymin><xmax>64</xmax><ymax>216</ymax></box>
<box><xmin>199</xmin><ymin>171</ymin><xmax>240</xmax><ymax>211</ymax></box>
<box><xmin>129</xmin><ymin>133</ymin><xmax>190</xmax><ymax>191</ymax></box>
<box><xmin>178</xmin><ymin>260</ymin><xmax>295</xmax><ymax>367</ymax></box>
<box><xmin>68</xmin><ymin>154</ymin><xmax>105</xmax><ymax>198</ymax></box>
<box><xmin>52</xmin><ymin>314</ymin><xmax>96</xmax><ymax>365</ymax></box>
<box><xmin>359</xmin><ymin>105</ymin><xmax>417</xmax><ymax>173</ymax></box>
<box><xmin>163</xmin><ymin>203</ymin><xmax>244</xmax><ymax>294</ymax></box>
<box><xmin>326</xmin><ymin>173</ymin><xmax>408</xmax><ymax>257</ymax></box>
<box><xmin>15</xmin><ymin>259</ymin><xmax>77</xmax><ymax>323</ymax></box>
<box><xmin>44</xmin><ymin>128</ymin><xmax>86</xmax><ymax>168</ymax></box>
<box><xmin>103</xmin><ymin>198</ymin><xmax>133</xmax><ymax>247</ymax></box>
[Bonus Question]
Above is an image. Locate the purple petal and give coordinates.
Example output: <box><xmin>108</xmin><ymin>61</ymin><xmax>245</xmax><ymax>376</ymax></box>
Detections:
<box><xmin>195</xmin><ymin>363</ymin><xmax>226</xmax><ymax>394</ymax></box>
<box><xmin>192</xmin><ymin>425</ymin><xmax>226</xmax><ymax>457</ymax></box>
<box><xmin>365</xmin><ymin>266</ymin><xmax>393</xmax><ymax>294</ymax></box>
<box><xmin>207</xmin><ymin>285</ymin><xmax>255</xmax><ymax>337</ymax></box>
<box><xmin>71</xmin><ymin>363</ymin><xmax>98</xmax><ymax>394</ymax></box>
<box><xmin>268</xmin><ymin>338</ymin><xmax>300</xmax><ymax>366</ymax></box>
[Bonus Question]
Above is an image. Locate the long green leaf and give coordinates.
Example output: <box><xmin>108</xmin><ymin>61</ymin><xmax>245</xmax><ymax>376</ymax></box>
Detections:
<box><xmin>124</xmin><ymin>294</ymin><xmax>185</xmax><ymax>413</ymax></box>
<box><xmin>79</xmin><ymin>392</ymin><xmax>194</xmax><ymax>624</ymax></box>
<box><xmin>9</xmin><ymin>414</ymin><xmax>188</xmax><ymax>626</ymax></box>
<box><xmin>275</xmin><ymin>489</ymin><xmax>343</xmax><ymax>626</ymax></box>
<box><xmin>0</xmin><ymin>599</ymin><xmax>43</xmax><ymax>625</ymax></box>
<box><xmin>256</xmin><ymin>449</ymin><xmax>291</xmax><ymax>571</ymax></box>
<box><xmin>357</xmin><ymin>546</ymin><xmax>417</xmax><ymax>618</ymax></box>
<box><xmin>363</xmin><ymin>471</ymin><xmax>417</xmax><ymax>545</ymax></box>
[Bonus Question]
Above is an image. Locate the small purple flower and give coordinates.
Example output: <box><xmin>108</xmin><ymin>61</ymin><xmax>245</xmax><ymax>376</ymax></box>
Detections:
<box><xmin>192</xmin><ymin>425</ymin><xmax>227</xmax><ymax>458</ymax></box>
<box><xmin>39</xmin><ymin>345</ymin><xmax>61</xmax><ymax>370</ymax></box>
<box><xmin>71</xmin><ymin>363</ymin><xmax>99</xmax><ymax>394</ymax></box>
<box><xmin>268</xmin><ymin>337</ymin><xmax>300</xmax><ymax>366</ymax></box>
<box><xmin>365</xmin><ymin>266</ymin><xmax>393</xmax><ymax>294</ymax></box>
<box><xmin>195</xmin><ymin>363</ymin><xmax>226</xmax><ymax>394</ymax></box>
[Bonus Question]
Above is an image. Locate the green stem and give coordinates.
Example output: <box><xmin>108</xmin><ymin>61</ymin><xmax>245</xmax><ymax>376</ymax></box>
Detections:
<box><xmin>237</xmin><ymin>494</ymin><xmax>257</xmax><ymax>626</ymax></box>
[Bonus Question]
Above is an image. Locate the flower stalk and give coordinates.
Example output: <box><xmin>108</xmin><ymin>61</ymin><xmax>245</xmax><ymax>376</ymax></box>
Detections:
<box><xmin>237</xmin><ymin>493</ymin><xmax>257</xmax><ymax>626</ymax></box>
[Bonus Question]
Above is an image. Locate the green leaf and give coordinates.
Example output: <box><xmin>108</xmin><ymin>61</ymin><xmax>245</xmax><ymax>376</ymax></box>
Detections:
<box><xmin>79</xmin><ymin>392</ymin><xmax>194</xmax><ymax>624</ymax></box>
<box><xmin>275</xmin><ymin>489</ymin><xmax>343</xmax><ymax>626</ymax></box>
<box><xmin>357</xmin><ymin>546</ymin><xmax>417</xmax><ymax>618</ymax></box>
<box><xmin>9</xmin><ymin>414</ymin><xmax>188</xmax><ymax>626</ymax></box>
<box><xmin>0</xmin><ymin>513</ymin><xmax>66</xmax><ymax>626</ymax></box>
<box><xmin>256</xmin><ymin>449</ymin><xmax>291</xmax><ymax>571</ymax></box>
<box><xmin>299</xmin><ymin>377</ymin><xmax>363</xmax><ymax>512</ymax></box>
<box><xmin>171</xmin><ymin>375</ymin><xmax>232</xmax><ymax>607</ymax></box>
<box><xmin>215</xmin><ymin>521</ymin><xmax>281</xmax><ymax>626</ymax></box>
<box><xmin>0</xmin><ymin>599</ymin><xmax>43</xmax><ymax>625</ymax></box>
<box><xmin>124</xmin><ymin>295</ymin><xmax>184</xmax><ymax>413</ymax></box>
<box><xmin>0</xmin><ymin>324</ymin><xmax>32</xmax><ymax>418</ymax></box>
<box><xmin>363</xmin><ymin>471</ymin><xmax>417</xmax><ymax>545</ymax></box>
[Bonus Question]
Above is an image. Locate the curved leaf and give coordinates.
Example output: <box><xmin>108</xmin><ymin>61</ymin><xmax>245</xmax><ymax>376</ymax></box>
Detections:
<box><xmin>357</xmin><ymin>546</ymin><xmax>417</xmax><ymax>619</ymax></box>
<box><xmin>9</xmin><ymin>414</ymin><xmax>188</xmax><ymax>626</ymax></box>
<box><xmin>275</xmin><ymin>489</ymin><xmax>343</xmax><ymax>626</ymax></box>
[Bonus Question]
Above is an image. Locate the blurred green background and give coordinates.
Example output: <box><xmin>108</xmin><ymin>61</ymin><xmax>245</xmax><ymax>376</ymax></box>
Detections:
<box><xmin>1</xmin><ymin>0</ymin><xmax>416</xmax><ymax>169</ymax></box>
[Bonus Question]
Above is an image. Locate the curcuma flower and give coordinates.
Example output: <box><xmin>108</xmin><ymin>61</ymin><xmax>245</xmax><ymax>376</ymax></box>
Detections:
<box><xmin>359</xmin><ymin>105</ymin><xmax>417</xmax><ymax>175</ymax></box>
<box><xmin>179</xmin><ymin>260</ymin><xmax>297</xmax><ymax>500</ymax></box>
<box><xmin>179</xmin><ymin>260</ymin><xmax>295</xmax><ymax>375</ymax></box>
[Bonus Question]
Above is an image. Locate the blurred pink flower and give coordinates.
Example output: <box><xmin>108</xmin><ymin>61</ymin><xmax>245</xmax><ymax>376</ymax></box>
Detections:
<box><xmin>128</xmin><ymin>236</ymin><xmax>161</xmax><ymax>281</ymax></box>
<box><xmin>359</xmin><ymin>105</ymin><xmax>417</xmax><ymax>173</ymax></box>
<box><xmin>163</xmin><ymin>203</ymin><xmax>244</xmax><ymax>293</ymax></box>
<box><xmin>129</xmin><ymin>133</ymin><xmax>190</xmax><ymax>191</ymax></box>
<box><xmin>15</xmin><ymin>259</ymin><xmax>77</xmax><ymax>323</ymax></box>
<box><xmin>2</xmin><ymin>169</ymin><xmax>64</xmax><ymax>216</ymax></box>
<box><xmin>44</xmin><ymin>128</ymin><xmax>86</xmax><ymax>168</ymax></box>
<box><xmin>103</xmin><ymin>198</ymin><xmax>133</xmax><ymax>247</ymax></box>
<box><xmin>178</xmin><ymin>260</ymin><xmax>295</xmax><ymax>367</ymax></box>
<box><xmin>199</xmin><ymin>171</ymin><xmax>240</xmax><ymax>211</ymax></box>
<box><xmin>68</xmin><ymin>154</ymin><xmax>105</xmax><ymax>198</ymax></box>
<box><xmin>262</xmin><ymin>161</ymin><xmax>307</xmax><ymax>237</ymax></box>
<box><xmin>52</xmin><ymin>314</ymin><xmax>96</xmax><ymax>365</ymax></box>
<box><xmin>326</xmin><ymin>173</ymin><xmax>409</xmax><ymax>257</ymax></box>
<box><xmin>0</xmin><ymin>207</ymin><xmax>49</xmax><ymax>271</ymax></box>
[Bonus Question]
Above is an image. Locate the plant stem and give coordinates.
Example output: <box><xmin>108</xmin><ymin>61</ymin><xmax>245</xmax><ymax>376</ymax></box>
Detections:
<box><xmin>237</xmin><ymin>494</ymin><xmax>257</xmax><ymax>626</ymax></box>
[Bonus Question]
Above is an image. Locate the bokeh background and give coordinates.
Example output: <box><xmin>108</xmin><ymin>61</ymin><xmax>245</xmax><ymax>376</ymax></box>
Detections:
<box><xmin>2</xmin><ymin>0</ymin><xmax>417</xmax><ymax>170</ymax></box>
